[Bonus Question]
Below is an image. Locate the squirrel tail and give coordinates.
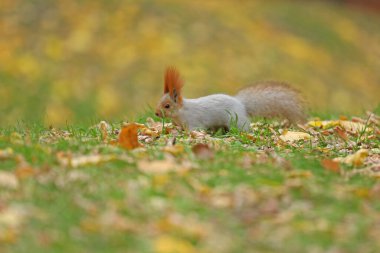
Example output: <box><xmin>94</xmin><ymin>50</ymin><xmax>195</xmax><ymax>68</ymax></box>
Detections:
<box><xmin>235</xmin><ymin>81</ymin><xmax>306</xmax><ymax>123</ymax></box>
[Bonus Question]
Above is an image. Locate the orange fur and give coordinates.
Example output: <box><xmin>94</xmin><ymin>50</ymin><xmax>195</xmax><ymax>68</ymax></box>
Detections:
<box><xmin>164</xmin><ymin>66</ymin><xmax>183</xmax><ymax>105</ymax></box>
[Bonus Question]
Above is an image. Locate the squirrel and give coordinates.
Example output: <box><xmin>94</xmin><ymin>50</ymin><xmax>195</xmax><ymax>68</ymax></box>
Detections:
<box><xmin>155</xmin><ymin>67</ymin><xmax>306</xmax><ymax>131</ymax></box>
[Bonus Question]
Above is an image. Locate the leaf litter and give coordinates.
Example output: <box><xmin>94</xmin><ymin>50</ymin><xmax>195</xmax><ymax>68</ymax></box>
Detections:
<box><xmin>0</xmin><ymin>113</ymin><xmax>379</xmax><ymax>251</ymax></box>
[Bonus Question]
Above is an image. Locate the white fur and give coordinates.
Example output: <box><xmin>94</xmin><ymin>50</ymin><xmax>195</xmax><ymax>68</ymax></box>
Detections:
<box><xmin>161</xmin><ymin>82</ymin><xmax>305</xmax><ymax>131</ymax></box>
<box><xmin>176</xmin><ymin>94</ymin><xmax>250</xmax><ymax>131</ymax></box>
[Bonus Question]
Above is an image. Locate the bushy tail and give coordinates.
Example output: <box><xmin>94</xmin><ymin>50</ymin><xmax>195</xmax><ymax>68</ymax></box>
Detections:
<box><xmin>235</xmin><ymin>81</ymin><xmax>306</xmax><ymax>123</ymax></box>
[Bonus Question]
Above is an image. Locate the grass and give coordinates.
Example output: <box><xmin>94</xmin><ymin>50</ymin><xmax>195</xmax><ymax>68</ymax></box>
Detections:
<box><xmin>0</xmin><ymin>113</ymin><xmax>379</xmax><ymax>253</ymax></box>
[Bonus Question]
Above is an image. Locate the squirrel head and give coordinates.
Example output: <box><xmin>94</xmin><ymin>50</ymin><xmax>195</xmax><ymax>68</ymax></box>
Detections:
<box><xmin>155</xmin><ymin>67</ymin><xmax>183</xmax><ymax>118</ymax></box>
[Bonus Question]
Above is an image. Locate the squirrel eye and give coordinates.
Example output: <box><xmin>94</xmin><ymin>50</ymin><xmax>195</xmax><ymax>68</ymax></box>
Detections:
<box><xmin>164</xmin><ymin>104</ymin><xmax>170</xmax><ymax>109</ymax></box>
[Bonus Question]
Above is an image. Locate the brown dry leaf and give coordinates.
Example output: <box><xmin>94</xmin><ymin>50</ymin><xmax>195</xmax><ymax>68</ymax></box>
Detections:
<box><xmin>162</xmin><ymin>145</ymin><xmax>185</xmax><ymax>156</ymax></box>
<box><xmin>138</xmin><ymin>158</ymin><xmax>185</xmax><ymax>174</ymax></box>
<box><xmin>321</xmin><ymin>159</ymin><xmax>341</xmax><ymax>173</ymax></box>
<box><xmin>339</xmin><ymin>120</ymin><xmax>371</xmax><ymax>133</ymax></box>
<box><xmin>190</xmin><ymin>130</ymin><xmax>208</xmax><ymax>139</ymax></box>
<box><xmin>334</xmin><ymin>127</ymin><xmax>348</xmax><ymax>141</ymax></box>
<box><xmin>333</xmin><ymin>149</ymin><xmax>369</xmax><ymax>167</ymax></box>
<box><xmin>140</xmin><ymin>127</ymin><xmax>159</xmax><ymax>138</ymax></box>
<box><xmin>192</xmin><ymin>143</ymin><xmax>214</xmax><ymax>160</ymax></box>
<box><xmin>118</xmin><ymin>123</ymin><xmax>144</xmax><ymax>150</ymax></box>
<box><xmin>154</xmin><ymin>235</ymin><xmax>196</xmax><ymax>253</ymax></box>
<box><xmin>98</xmin><ymin>121</ymin><xmax>109</xmax><ymax>142</ymax></box>
<box><xmin>56</xmin><ymin>153</ymin><xmax>122</xmax><ymax>168</ymax></box>
<box><xmin>279</xmin><ymin>130</ymin><xmax>311</xmax><ymax>143</ymax></box>
<box><xmin>0</xmin><ymin>171</ymin><xmax>19</xmax><ymax>190</ymax></box>
<box><xmin>15</xmin><ymin>165</ymin><xmax>35</xmax><ymax>179</ymax></box>
<box><xmin>146</xmin><ymin>117</ymin><xmax>177</xmax><ymax>135</ymax></box>
<box><xmin>244</xmin><ymin>133</ymin><xmax>256</xmax><ymax>142</ymax></box>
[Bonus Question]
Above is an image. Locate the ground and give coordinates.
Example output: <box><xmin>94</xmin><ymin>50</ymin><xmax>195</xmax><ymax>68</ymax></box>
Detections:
<box><xmin>0</xmin><ymin>112</ymin><xmax>379</xmax><ymax>253</ymax></box>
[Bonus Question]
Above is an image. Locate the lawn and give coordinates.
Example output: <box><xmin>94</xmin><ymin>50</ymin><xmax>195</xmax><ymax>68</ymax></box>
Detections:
<box><xmin>1</xmin><ymin>112</ymin><xmax>379</xmax><ymax>253</ymax></box>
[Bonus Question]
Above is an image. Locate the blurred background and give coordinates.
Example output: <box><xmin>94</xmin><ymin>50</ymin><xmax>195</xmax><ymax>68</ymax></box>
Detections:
<box><xmin>0</xmin><ymin>0</ymin><xmax>379</xmax><ymax>126</ymax></box>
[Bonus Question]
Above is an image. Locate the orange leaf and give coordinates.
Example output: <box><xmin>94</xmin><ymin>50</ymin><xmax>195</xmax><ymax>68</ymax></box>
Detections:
<box><xmin>321</xmin><ymin>159</ymin><xmax>340</xmax><ymax>173</ymax></box>
<box><xmin>334</xmin><ymin>127</ymin><xmax>348</xmax><ymax>141</ymax></box>
<box><xmin>15</xmin><ymin>165</ymin><xmax>35</xmax><ymax>179</ymax></box>
<box><xmin>118</xmin><ymin>123</ymin><xmax>144</xmax><ymax>150</ymax></box>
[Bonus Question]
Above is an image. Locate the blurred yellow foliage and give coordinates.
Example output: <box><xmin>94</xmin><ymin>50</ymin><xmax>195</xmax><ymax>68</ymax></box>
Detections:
<box><xmin>154</xmin><ymin>235</ymin><xmax>197</xmax><ymax>253</ymax></box>
<box><xmin>0</xmin><ymin>0</ymin><xmax>379</xmax><ymax>125</ymax></box>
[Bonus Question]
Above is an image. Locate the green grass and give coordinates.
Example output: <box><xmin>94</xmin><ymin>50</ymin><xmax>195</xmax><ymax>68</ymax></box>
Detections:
<box><xmin>0</xmin><ymin>115</ymin><xmax>379</xmax><ymax>253</ymax></box>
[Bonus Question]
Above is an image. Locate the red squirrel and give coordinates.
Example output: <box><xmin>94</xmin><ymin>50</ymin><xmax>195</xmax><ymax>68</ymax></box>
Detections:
<box><xmin>155</xmin><ymin>67</ymin><xmax>306</xmax><ymax>131</ymax></box>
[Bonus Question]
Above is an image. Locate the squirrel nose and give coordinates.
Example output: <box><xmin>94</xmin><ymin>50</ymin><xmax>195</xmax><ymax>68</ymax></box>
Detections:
<box><xmin>155</xmin><ymin>112</ymin><xmax>159</xmax><ymax>117</ymax></box>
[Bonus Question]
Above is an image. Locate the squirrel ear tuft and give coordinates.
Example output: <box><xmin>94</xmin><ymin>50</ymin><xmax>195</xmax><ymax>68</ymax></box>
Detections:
<box><xmin>164</xmin><ymin>66</ymin><xmax>183</xmax><ymax>105</ymax></box>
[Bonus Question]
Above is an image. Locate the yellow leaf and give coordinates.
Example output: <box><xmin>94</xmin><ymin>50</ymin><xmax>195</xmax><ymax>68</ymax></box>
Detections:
<box><xmin>339</xmin><ymin>120</ymin><xmax>371</xmax><ymax>133</ymax></box>
<box><xmin>308</xmin><ymin>120</ymin><xmax>339</xmax><ymax>129</ymax></box>
<box><xmin>154</xmin><ymin>235</ymin><xmax>196</xmax><ymax>253</ymax></box>
<box><xmin>333</xmin><ymin>149</ymin><xmax>369</xmax><ymax>167</ymax></box>
<box><xmin>279</xmin><ymin>131</ymin><xmax>311</xmax><ymax>143</ymax></box>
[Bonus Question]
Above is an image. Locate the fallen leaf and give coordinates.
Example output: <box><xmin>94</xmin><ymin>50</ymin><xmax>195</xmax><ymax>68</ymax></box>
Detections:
<box><xmin>192</xmin><ymin>143</ymin><xmax>214</xmax><ymax>160</ymax></box>
<box><xmin>339</xmin><ymin>120</ymin><xmax>371</xmax><ymax>133</ymax></box>
<box><xmin>162</xmin><ymin>145</ymin><xmax>185</xmax><ymax>156</ymax></box>
<box><xmin>190</xmin><ymin>130</ymin><xmax>208</xmax><ymax>139</ymax></box>
<box><xmin>140</xmin><ymin>127</ymin><xmax>159</xmax><ymax>138</ymax></box>
<box><xmin>118</xmin><ymin>123</ymin><xmax>144</xmax><ymax>150</ymax></box>
<box><xmin>98</xmin><ymin>121</ymin><xmax>109</xmax><ymax>142</ymax></box>
<box><xmin>154</xmin><ymin>235</ymin><xmax>196</xmax><ymax>253</ymax></box>
<box><xmin>56</xmin><ymin>153</ymin><xmax>127</xmax><ymax>168</ymax></box>
<box><xmin>321</xmin><ymin>159</ymin><xmax>341</xmax><ymax>173</ymax></box>
<box><xmin>279</xmin><ymin>131</ymin><xmax>311</xmax><ymax>143</ymax></box>
<box><xmin>333</xmin><ymin>149</ymin><xmax>369</xmax><ymax>167</ymax></box>
<box><xmin>0</xmin><ymin>172</ymin><xmax>19</xmax><ymax>189</ymax></box>
<box><xmin>146</xmin><ymin>117</ymin><xmax>177</xmax><ymax>135</ymax></box>
<box><xmin>308</xmin><ymin>120</ymin><xmax>339</xmax><ymax>129</ymax></box>
<box><xmin>334</xmin><ymin>127</ymin><xmax>348</xmax><ymax>141</ymax></box>
<box><xmin>138</xmin><ymin>159</ymin><xmax>179</xmax><ymax>174</ymax></box>
<box><xmin>15</xmin><ymin>165</ymin><xmax>35</xmax><ymax>179</ymax></box>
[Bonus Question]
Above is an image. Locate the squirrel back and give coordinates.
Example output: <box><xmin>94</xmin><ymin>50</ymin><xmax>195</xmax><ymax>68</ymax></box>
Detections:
<box><xmin>235</xmin><ymin>81</ymin><xmax>306</xmax><ymax>123</ymax></box>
